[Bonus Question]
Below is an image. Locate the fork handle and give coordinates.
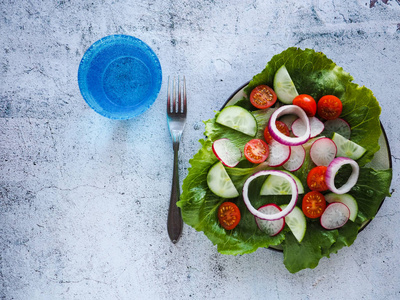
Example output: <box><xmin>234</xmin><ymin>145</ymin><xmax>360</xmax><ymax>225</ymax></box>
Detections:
<box><xmin>167</xmin><ymin>146</ymin><xmax>183</xmax><ymax>243</ymax></box>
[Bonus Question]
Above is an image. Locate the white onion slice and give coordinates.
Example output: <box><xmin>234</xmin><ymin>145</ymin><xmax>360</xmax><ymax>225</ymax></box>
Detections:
<box><xmin>325</xmin><ymin>157</ymin><xmax>360</xmax><ymax>194</ymax></box>
<box><xmin>269</xmin><ymin>105</ymin><xmax>310</xmax><ymax>146</ymax></box>
<box><xmin>242</xmin><ymin>170</ymin><xmax>298</xmax><ymax>220</ymax></box>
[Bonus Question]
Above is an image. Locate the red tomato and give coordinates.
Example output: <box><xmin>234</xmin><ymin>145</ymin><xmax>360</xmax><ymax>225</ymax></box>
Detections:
<box><xmin>244</xmin><ymin>139</ymin><xmax>269</xmax><ymax>164</ymax></box>
<box><xmin>317</xmin><ymin>95</ymin><xmax>343</xmax><ymax>120</ymax></box>
<box><xmin>302</xmin><ymin>191</ymin><xmax>327</xmax><ymax>219</ymax></box>
<box><xmin>293</xmin><ymin>94</ymin><xmax>317</xmax><ymax>117</ymax></box>
<box><xmin>307</xmin><ymin>166</ymin><xmax>329</xmax><ymax>192</ymax></box>
<box><xmin>218</xmin><ymin>202</ymin><xmax>241</xmax><ymax>230</ymax></box>
<box><xmin>264</xmin><ymin>121</ymin><xmax>290</xmax><ymax>144</ymax></box>
<box><xmin>249</xmin><ymin>85</ymin><xmax>277</xmax><ymax>109</ymax></box>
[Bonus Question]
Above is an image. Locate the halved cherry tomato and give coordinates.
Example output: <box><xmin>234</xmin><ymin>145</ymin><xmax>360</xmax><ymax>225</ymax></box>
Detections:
<box><xmin>249</xmin><ymin>85</ymin><xmax>277</xmax><ymax>109</ymax></box>
<box><xmin>293</xmin><ymin>94</ymin><xmax>317</xmax><ymax>117</ymax></box>
<box><xmin>302</xmin><ymin>191</ymin><xmax>327</xmax><ymax>219</ymax></box>
<box><xmin>317</xmin><ymin>95</ymin><xmax>343</xmax><ymax>120</ymax></box>
<box><xmin>218</xmin><ymin>202</ymin><xmax>241</xmax><ymax>230</ymax></box>
<box><xmin>264</xmin><ymin>121</ymin><xmax>290</xmax><ymax>144</ymax></box>
<box><xmin>244</xmin><ymin>139</ymin><xmax>269</xmax><ymax>164</ymax></box>
<box><xmin>307</xmin><ymin>166</ymin><xmax>329</xmax><ymax>192</ymax></box>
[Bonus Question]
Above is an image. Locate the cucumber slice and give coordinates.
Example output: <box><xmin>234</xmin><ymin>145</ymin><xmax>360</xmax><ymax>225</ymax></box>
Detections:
<box><xmin>325</xmin><ymin>193</ymin><xmax>358</xmax><ymax>222</ymax></box>
<box><xmin>332</xmin><ymin>132</ymin><xmax>366</xmax><ymax>160</ymax></box>
<box><xmin>273</xmin><ymin>65</ymin><xmax>299</xmax><ymax>104</ymax></box>
<box><xmin>207</xmin><ymin>161</ymin><xmax>239</xmax><ymax>198</ymax></box>
<box><xmin>216</xmin><ymin>106</ymin><xmax>257</xmax><ymax>137</ymax></box>
<box><xmin>260</xmin><ymin>171</ymin><xmax>304</xmax><ymax>195</ymax></box>
<box><xmin>280</xmin><ymin>205</ymin><xmax>306</xmax><ymax>243</ymax></box>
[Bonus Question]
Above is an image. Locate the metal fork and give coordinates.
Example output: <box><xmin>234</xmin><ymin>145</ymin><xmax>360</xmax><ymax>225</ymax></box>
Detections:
<box><xmin>167</xmin><ymin>76</ymin><xmax>187</xmax><ymax>243</ymax></box>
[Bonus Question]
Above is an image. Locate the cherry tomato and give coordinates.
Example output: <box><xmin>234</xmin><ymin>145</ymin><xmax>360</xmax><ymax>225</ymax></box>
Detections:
<box><xmin>317</xmin><ymin>95</ymin><xmax>343</xmax><ymax>120</ymax></box>
<box><xmin>307</xmin><ymin>166</ymin><xmax>329</xmax><ymax>192</ymax></box>
<box><xmin>264</xmin><ymin>121</ymin><xmax>290</xmax><ymax>144</ymax></box>
<box><xmin>249</xmin><ymin>85</ymin><xmax>277</xmax><ymax>109</ymax></box>
<box><xmin>293</xmin><ymin>94</ymin><xmax>317</xmax><ymax>117</ymax></box>
<box><xmin>218</xmin><ymin>202</ymin><xmax>241</xmax><ymax>230</ymax></box>
<box><xmin>302</xmin><ymin>191</ymin><xmax>327</xmax><ymax>219</ymax></box>
<box><xmin>244</xmin><ymin>139</ymin><xmax>269</xmax><ymax>164</ymax></box>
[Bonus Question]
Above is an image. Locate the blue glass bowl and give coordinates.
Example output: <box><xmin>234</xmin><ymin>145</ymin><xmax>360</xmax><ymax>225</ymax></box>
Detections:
<box><xmin>78</xmin><ymin>35</ymin><xmax>162</xmax><ymax>119</ymax></box>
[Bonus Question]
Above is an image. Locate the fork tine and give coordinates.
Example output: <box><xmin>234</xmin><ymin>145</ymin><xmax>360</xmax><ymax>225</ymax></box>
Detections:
<box><xmin>182</xmin><ymin>76</ymin><xmax>187</xmax><ymax>114</ymax></box>
<box><xmin>167</xmin><ymin>76</ymin><xmax>171</xmax><ymax>113</ymax></box>
<box><xmin>172</xmin><ymin>76</ymin><xmax>176</xmax><ymax>113</ymax></box>
<box><xmin>168</xmin><ymin>76</ymin><xmax>186</xmax><ymax>114</ymax></box>
<box><xmin>178</xmin><ymin>76</ymin><xmax>182</xmax><ymax>113</ymax></box>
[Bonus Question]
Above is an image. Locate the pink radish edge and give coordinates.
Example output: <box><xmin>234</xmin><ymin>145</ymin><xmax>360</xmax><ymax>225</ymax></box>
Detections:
<box><xmin>266</xmin><ymin>140</ymin><xmax>291</xmax><ymax>167</ymax></box>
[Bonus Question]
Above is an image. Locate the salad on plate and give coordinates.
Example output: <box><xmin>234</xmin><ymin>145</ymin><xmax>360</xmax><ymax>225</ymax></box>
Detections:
<box><xmin>177</xmin><ymin>47</ymin><xmax>392</xmax><ymax>273</ymax></box>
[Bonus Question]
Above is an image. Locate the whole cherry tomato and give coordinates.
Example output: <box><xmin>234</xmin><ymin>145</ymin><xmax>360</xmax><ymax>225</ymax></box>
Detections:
<box><xmin>293</xmin><ymin>94</ymin><xmax>317</xmax><ymax>117</ymax></box>
<box><xmin>317</xmin><ymin>95</ymin><xmax>343</xmax><ymax>120</ymax></box>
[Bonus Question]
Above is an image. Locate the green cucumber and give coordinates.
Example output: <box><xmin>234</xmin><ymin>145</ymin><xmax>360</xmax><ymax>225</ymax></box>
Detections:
<box><xmin>216</xmin><ymin>106</ymin><xmax>257</xmax><ymax>137</ymax></box>
<box><xmin>332</xmin><ymin>132</ymin><xmax>366</xmax><ymax>160</ymax></box>
<box><xmin>325</xmin><ymin>193</ymin><xmax>358</xmax><ymax>222</ymax></box>
<box><xmin>207</xmin><ymin>161</ymin><xmax>239</xmax><ymax>198</ymax></box>
<box><xmin>273</xmin><ymin>65</ymin><xmax>299</xmax><ymax>104</ymax></box>
<box><xmin>260</xmin><ymin>171</ymin><xmax>304</xmax><ymax>195</ymax></box>
<box><xmin>280</xmin><ymin>205</ymin><xmax>306</xmax><ymax>243</ymax></box>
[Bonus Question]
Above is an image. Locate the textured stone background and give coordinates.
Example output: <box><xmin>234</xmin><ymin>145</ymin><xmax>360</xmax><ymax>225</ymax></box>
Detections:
<box><xmin>1</xmin><ymin>0</ymin><xmax>399</xmax><ymax>299</ymax></box>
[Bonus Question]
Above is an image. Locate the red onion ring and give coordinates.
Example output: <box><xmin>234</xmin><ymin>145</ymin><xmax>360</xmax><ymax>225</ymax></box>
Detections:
<box><xmin>242</xmin><ymin>170</ymin><xmax>298</xmax><ymax>220</ymax></box>
<box><xmin>325</xmin><ymin>157</ymin><xmax>360</xmax><ymax>194</ymax></box>
<box><xmin>268</xmin><ymin>105</ymin><xmax>310</xmax><ymax>146</ymax></box>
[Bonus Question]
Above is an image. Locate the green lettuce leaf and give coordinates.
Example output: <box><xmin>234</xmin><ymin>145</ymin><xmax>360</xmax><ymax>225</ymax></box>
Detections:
<box><xmin>178</xmin><ymin>47</ymin><xmax>392</xmax><ymax>273</ymax></box>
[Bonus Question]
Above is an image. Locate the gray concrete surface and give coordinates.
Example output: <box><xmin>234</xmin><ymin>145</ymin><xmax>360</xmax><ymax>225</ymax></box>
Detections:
<box><xmin>1</xmin><ymin>0</ymin><xmax>399</xmax><ymax>299</ymax></box>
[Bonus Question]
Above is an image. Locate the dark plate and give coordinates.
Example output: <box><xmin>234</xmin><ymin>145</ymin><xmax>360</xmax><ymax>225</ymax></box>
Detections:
<box><xmin>222</xmin><ymin>82</ymin><xmax>392</xmax><ymax>251</ymax></box>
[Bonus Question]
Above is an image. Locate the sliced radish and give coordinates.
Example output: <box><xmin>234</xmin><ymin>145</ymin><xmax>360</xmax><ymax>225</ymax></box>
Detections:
<box><xmin>325</xmin><ymin>193</ymin><xmax>358</xmax><ymax>222</ymax></box>
<box><xmin>292</xmin><ymin>116</ymin><xmax>324</xmax><ymax>138</ymax></box>
<box><xmin>255</xmin><ymin>204</ymin><xmax>285</xmax><ymax>236</ymax></box>
<box><xmin>212</xmin><ymin>138</ymin><xmax>242</xmax><ymax>168</ymax></box>
<box><xmin>323</xmin><ymin>118</ymin><xmax>351</xmax><ymax>139</ymax></box>
<box><xmin>310</xmin><ymin>137</ymin><xmax>337</xmax><ymax>167</ymax></box>
<box><xmin>325</xmin><ymin>157</ymin><xmax>360</xmax><ymax>194</ymax></box>
<box><xmin>283</xmin><ymin>145</ymin><xmax>306</xmax><ymax>172</ymax></box>
<box><xmin>242</xmin><ymin>170</ymin><xmax>298</xmax><ymax>221</ymax></box>
<box><xmin>320</xmin><ymin>202</ymin><xmax>350</xmax><ymax>230</ymax></box>
<box><xmin>302</xmin><ymin>136</ymin><xmax>325</xmax><ymax>151</ymax></box>
<box><xmin>268</xmin><ymin>105</ymin><xmax>310</xmax><ymax>146</ymax></box>
<box><xmin>265</xmin><ymin>140</ymin><xmax>291</xmax><ymax>167</ymax></box>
